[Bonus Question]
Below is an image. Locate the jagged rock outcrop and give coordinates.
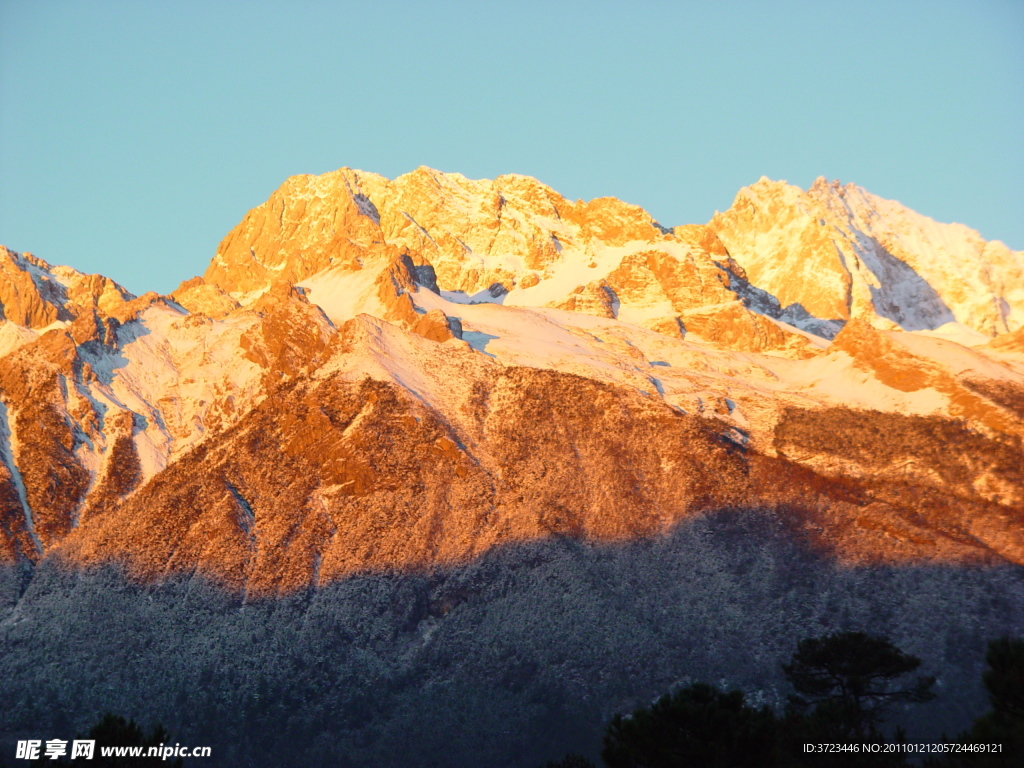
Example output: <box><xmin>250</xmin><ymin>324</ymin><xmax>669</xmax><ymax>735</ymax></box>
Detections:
<box><xmin>710</xmin><ymin>177</ymin><xmax>1024</xmax><ymax>337</ymax></box>
<box><xmin>0</xmin><ymin>329</ymin><xmax>91</xmax><ymax>552</ymax></box>
<box><xmin>0</xmin><ymin>246</ymin><xmax>133</xmax><ymax>336</ymax></box>
<box><xmin>203</xmin><ymin>168</ymin><xmax>815</xmax><ymax>355</ymax></box>
<box><xmin>170</xmin><ymin>276</ymin><xmax>241</xmax><ymax>318</ymax></box>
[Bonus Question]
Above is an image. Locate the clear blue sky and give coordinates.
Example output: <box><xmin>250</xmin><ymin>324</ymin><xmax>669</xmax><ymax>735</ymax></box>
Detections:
<box><xmin>1</xmin><ymin>0</ymin><xmax>1021</xmax><ymax>296</ymax></box>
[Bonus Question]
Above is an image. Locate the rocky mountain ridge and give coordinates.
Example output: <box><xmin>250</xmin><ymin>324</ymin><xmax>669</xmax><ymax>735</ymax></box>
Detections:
<box><xmin>0</xmin><ymin>169</ymin><xmax>1022</xmax><ymax>583</ymax></box>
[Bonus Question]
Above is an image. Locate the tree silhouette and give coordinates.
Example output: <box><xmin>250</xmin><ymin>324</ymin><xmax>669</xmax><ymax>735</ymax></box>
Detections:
<box><xmin>783</xmin><ymin>631</ymin><xmax>935</xmax><ymax>739</ymax></box>
<box><xmin>601</xmin><ymin>682</ymin><xmax>779</xmax><ymax>768</ymax></box>
<box><xmin>26</xmin><ymin>713</ymin><xmax>183</xmax><ymax>767</ymax></box>
<box><xmin>86</xmin><ymin>713</ymin><xmax>183</xmax><ymax>767</ymax></box>
<box><xmin>982</xmin><ymin>637</ymin><xmax>1024</xmax><ymax>720</ymax></box>
<box><xmin>952</xmin><ymin>637</ymin><xmax>1024</xmax><ymax>767</ymax></box>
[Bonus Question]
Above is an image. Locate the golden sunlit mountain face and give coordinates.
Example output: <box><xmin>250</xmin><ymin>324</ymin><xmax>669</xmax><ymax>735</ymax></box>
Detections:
<box><xmin>0</xmin><ymin>168</ymin><xmax>1021</xmax><ymax>590</ymax></box>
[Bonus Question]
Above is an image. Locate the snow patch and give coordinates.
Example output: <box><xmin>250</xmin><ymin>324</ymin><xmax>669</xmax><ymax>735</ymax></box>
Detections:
<box><xmin>0</xmin><ymin>323</ymin><xmax>39</xmax><ymax>359</ymax></box>
<box><xmin>299</xmin><ymin>259</ymin><xmax>393</xmax><ymax>324</ymax></box>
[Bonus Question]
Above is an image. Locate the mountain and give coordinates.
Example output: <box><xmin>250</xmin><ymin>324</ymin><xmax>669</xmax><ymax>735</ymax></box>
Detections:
<box><xmin>711</xmin><ymin>177</ymin><xmax>1024</xmax><ymax>339</ymax></box>
<box><xmin>0</xmin><ymin>169</ymin><xmax>1022</xmax><ymax>767</ymax></box>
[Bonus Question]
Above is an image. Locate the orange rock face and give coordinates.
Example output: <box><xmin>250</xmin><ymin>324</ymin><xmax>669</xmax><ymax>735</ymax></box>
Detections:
<box><xmin>50</xmin><ymin>361</ymin><xmax>1024</xmax><ymax>595</ymax></box>
<box><xmin>0</xmin><ymin>249</ymin><xmax>69</xmax><ymax>329</ymax></box>
<box><xmin>0</xmin><ymin>247</ymin><xmax>133</xmax><ymax>330</ymax></box>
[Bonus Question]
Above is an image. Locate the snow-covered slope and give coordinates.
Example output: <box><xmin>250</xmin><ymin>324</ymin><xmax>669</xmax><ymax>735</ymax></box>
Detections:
<box><xmin>710</xmin><ymin>177</ymin><xmax>1024</xmax><ymax>337</ymax></box>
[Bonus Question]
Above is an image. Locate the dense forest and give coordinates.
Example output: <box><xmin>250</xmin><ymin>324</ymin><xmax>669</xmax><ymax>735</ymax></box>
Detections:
<box><xmin>2</xmin><ymin>513</ymin><xmax>1022</xmax><ymax>767</ymax></box>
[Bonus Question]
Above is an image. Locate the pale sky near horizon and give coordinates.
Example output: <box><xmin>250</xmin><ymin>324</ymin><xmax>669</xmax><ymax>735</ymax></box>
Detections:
<box><xmin>1</xmin><ymin>0</ymin><xmax>1021</xmax><ymax>296</ymax></box>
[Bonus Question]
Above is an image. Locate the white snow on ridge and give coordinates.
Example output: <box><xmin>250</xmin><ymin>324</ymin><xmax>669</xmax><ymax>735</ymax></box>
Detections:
<box><xmin>0</xmin><ymin>400</ymin><xmax>42</xmax><ymax>553</ymax></box>
<box><xmin>0</xmin><ymin>323</ymin><xmax>39</xmax><ymax>359</ymax></box>
<box><xmin>824</xmin><ymin>182</ymin><xmax>1024</xmax><ymax>334</ymax></box>
<box><xmin>440</xmin><ymin>288</ymin><xmax>507</xmax><ymax>305</ymax></box>
<box><xmin>298</xmin><ymin>259</ymin><xmax>392</xmax><ymax>325</ymax></box>
<box><xmin>719</xmin><ymin>178</ymin><xmax>1024</xmax><ymax>338</ymax></box>
<box><xmin>889</xmin><ymin>331</ymin><xmax>1020</xmax><ymax>381</ymax></box>
<box><xmin>76</xmin><ymin>303</ymin><xmax>266</xmax><ymax>480</ymax></box>
<box><xmin>910</xmin><ymin>322</ymin><xmax>991</xmax><ymax>348</ymax></box>
<box><xmin>502</xmin><ymin>240</ymin><xmax>677</xmax><ymax>311</ymax></box>
<box><xmin>414</xmin><ymin>287</ymin><xmax>625</xmax><ymax>377</ymax></box>
<box><xmin>770</xmin><ymin>350</ymin><xmax>949</xmax><ymax>416</ymax></box>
